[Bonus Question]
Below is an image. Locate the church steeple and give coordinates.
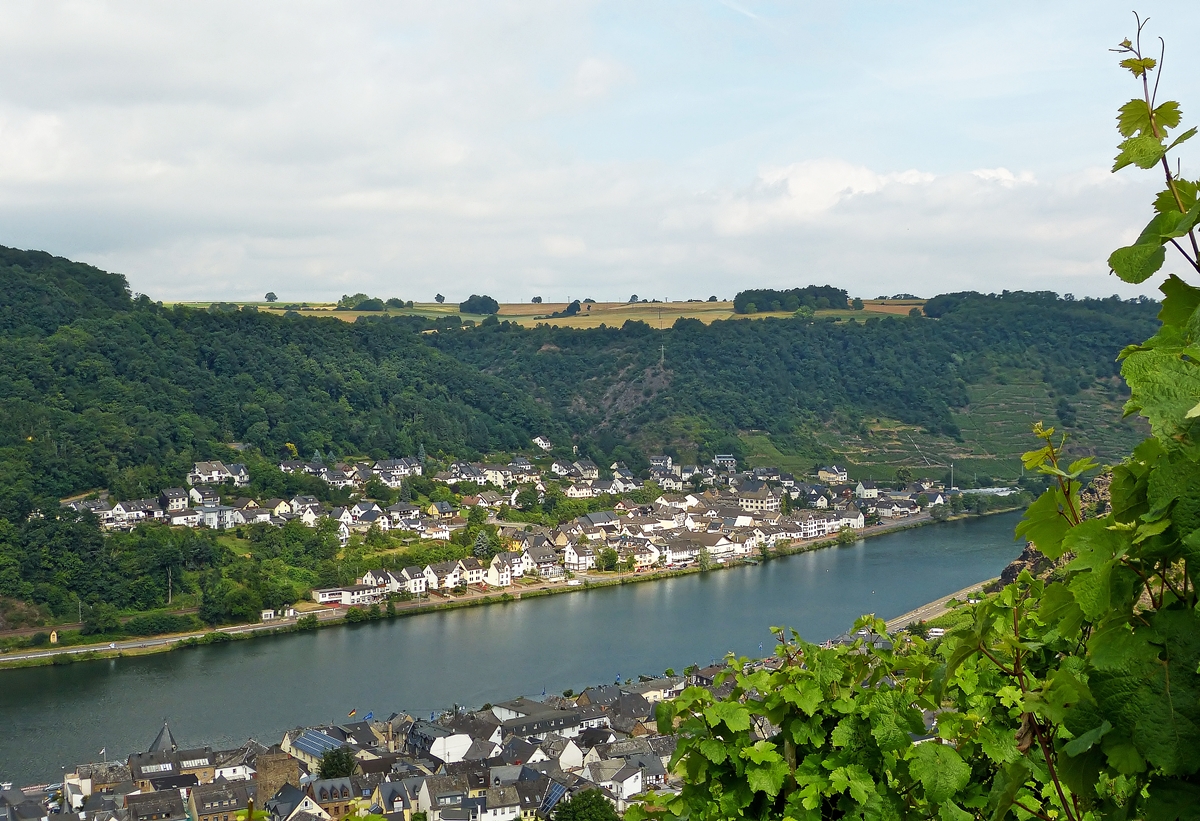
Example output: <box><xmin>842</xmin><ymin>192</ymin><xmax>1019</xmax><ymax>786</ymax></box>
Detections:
<box><xmin>149</xmin><ymin>721</ymin><xmax>177</xmax><ymax>753</ymax></box>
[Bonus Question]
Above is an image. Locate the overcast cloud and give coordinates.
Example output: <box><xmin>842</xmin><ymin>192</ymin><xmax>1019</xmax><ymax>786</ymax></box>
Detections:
<box><xmin>0</xmin><ymin>1</ymin><xmax>1197</xmax><ymax>302</ymax></box>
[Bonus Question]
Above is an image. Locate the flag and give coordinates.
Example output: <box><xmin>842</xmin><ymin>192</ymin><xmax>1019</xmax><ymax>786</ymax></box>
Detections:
<box><xmin>100</xmin><ymin>747</ymin><xmax>106</xmax><ymax>755</ymax></box>
<box><xmin>364</xmin><ymin>712</ymin><xmax>373</xmax><ymax>721</ymax></box>
<box><xmin>348</xmin><ymin>709</ymin><xmax>357</xmax><ymax>718</ymax></box>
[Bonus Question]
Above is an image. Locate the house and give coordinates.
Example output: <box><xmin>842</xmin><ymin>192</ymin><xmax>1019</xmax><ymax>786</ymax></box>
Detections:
<box><xmin>427</xmin><ymin>501</ymin><xmax>455</xmax><ymax>520</ymax></box>
<box><xmin>550</xmin><ymin>460</ymin><xmax>575</xmax><ymax>477</ymax></box>
<box><xmin>532</xmin><ymin>435</ymin><xmax>553</xmax><ymax>451</ymax></box>
<box><xmin>486</xmin><ymin>555</ymin><xmax>513</xmax><ymax>588</ymax></box>
<box><xmin>401</xmin><ymin>566</ymin><xmax>429</xmax><ymax>595</ymax></box>
<box><xmin>309</xmin><ymin>777</ymin><xmax>366</xmax><ymax>819</ymax></box>
<box><xmin>572</xmin><ymin>460</ymin><xmax>599</xmax><ymax>480</ymax></box>
<box><xmin>189</xmin><ymin>780</ymin><xmax>257</xmax><ymax>821</ymax></box>
<box><xmin>522</xmin><ymin>545</ymin><xmax>562</xmax><ymax>577</ymax></box>
<box><xmin>493</xmin><ymin>551</ymin><xmax>525</xmax><ymax>578</ymax></box>
<box><xmin>460</xmin><ymin>557</ymin><xmax>485</xmax><ymax>586</ymax></box>
<box><xmin>409</xmin><ymin>724</ymin><xmax>474</xmax><ymax>766</ymax></box>
<box><xmin>564</xmin><ymin>483</ymin><xmax>594</xmax><ymax>499</ymax></box>
<box><xmin>190</xmin><ymin>486</ymin><xmax>221</xmax><ymax>506</ymax></box>
<box><xmin>712</xmin><ymin>454</ymin><xmax>737</xmax><ymax>470</ymax></box>
<box><xmin>563</xmin><ymin>542</ymin><xmax>595</xmax><ymax>572</ymax></box>
<box><xmin>838</xmin><ymin>505</ymin><xmax>866</xmax><ymax>530</ymax></box>
<box><xmin>169</xmin><ymin>508</ymin><xmax>201</xmax><ymax>527</ymax></box>
<box><xmin>127</xmin><ymin>790</ymin><xmax>189</xmax><ymax>821</ymax></box>
<box><xmin>159</xmin><ymin>488</ymin><xmax>190</xmax><ymax>512</ymax></box>
<box><xmin>818</xmin><ymin>465</ymin><xmax>849</xmax><ymax>484</ymax></box>
<box><xmin>854</xmin><ymin>480</ymin><xmax>879</xmax><ymax>500</ymax></box>
<box><xmin>426</xmin><ymin>560</ymin><xmax>463</xmax><ymax>590</ymax></box>
<box><xmin>583</xmin><ymin>761</ymin><xmax>642</xmax><ymax>806</ymax></box>
<box><xmin>649</xmin><ymin>455</ymin><xmax>674</xmax><ymax>472</ymax></box>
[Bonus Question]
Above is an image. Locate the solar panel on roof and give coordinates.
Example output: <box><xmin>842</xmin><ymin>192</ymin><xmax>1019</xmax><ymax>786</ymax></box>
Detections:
<box><xmin>292</xmin><ymin>731</ymin><xmax>343</xmax><ymax>758</ymax></box>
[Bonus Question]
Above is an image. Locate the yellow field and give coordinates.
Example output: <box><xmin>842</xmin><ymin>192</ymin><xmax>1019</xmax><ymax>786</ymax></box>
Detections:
<box><xmin>172</xmin><ymin>299</ymin><xmax>923</xmax><ymax>327</ymax></box>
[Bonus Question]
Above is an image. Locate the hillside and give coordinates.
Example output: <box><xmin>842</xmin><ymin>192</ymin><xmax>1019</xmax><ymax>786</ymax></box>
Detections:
<box><xmin>0</xmin><ymin>246</ymin><xmax>1158</xmax><ymax>519</ymax></box>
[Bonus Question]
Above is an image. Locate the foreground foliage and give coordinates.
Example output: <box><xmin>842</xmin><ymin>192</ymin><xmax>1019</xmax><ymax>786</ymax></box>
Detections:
<box><xmin>632</xmin><ymin>23</ymin><xmax>1200</xmax><ymax>821</ymax></box>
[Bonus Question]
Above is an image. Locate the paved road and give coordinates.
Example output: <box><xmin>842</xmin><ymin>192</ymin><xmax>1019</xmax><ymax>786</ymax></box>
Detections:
<box><xmin>885</xmin><ymin>580</ymin><xmax>991</xmax><ymax>632</ymax></box>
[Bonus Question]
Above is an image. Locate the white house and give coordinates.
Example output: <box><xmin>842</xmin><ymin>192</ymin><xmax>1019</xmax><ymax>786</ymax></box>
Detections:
<box><xmin>532</xmin><ymin>435</ymin><xmax>553</xmax><ymax>451</ymax></box>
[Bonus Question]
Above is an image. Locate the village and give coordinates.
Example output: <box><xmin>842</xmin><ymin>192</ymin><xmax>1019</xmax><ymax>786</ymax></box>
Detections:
<box><xmin>60</xmin><ymin>440</ymin><xmax>958</xmax><ymax>613</ymax></box>
<box><xmin>17</xmin><ymin>662</ymin><xmax>778</xmax><ymax>821</ymax></box>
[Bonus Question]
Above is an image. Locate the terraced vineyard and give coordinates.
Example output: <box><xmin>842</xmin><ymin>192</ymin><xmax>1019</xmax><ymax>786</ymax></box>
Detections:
<box><xmin>742</xmin><ymin>370</ymin><xmax>1146</xmax><ymax>483</ymax></box>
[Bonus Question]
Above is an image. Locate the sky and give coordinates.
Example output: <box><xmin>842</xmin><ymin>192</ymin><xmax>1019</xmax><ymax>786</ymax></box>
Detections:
<box><xmin>1</xmin><ymin>1</ymin><xmax>1198</xmax><ymax>303</ymax></box>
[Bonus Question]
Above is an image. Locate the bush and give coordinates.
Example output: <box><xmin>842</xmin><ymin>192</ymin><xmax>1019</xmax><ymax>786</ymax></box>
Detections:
<box><xmin>344</xmin><ymin>607</ymin><xmax>369</xmax><ymax>623</ymax></box>
<box><xmin>124</xmin><ymin>613</ymin><xmax>199</xmax><ymax>636</ymax></box>
<box><xmin>296</xmin><ymin>614</ymin><xmax>319</xmax><ymax>630</ymax></box>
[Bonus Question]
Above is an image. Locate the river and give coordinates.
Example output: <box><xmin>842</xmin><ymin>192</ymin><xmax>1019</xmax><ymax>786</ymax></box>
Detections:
<box><xmin>0</xmin><ymin>512</ymin><xmax>1022</xmax><ymax>787</ymax></box>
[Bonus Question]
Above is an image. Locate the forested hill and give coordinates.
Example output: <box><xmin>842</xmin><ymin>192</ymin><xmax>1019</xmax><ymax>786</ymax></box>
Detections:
<box><xmin>0</xmin><ymin>250</ymin><xmax>566</xmax><ymax>520</ymax></box>
<box><xmin>0</xmin><ymin>245</ymin><xmax>1160</xmax><ymax>519</ymax></box>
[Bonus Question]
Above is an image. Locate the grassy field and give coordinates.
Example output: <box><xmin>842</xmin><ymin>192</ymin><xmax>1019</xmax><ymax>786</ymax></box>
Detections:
<box><xmin>741</xmin><ymin>370</ymin><xmax>1145</xmax><ymax>483</ymax></box>
<box><xmin>172</xmin><ymin>299</ymin><xmax>922</xmax><ymax>328</ymax></box>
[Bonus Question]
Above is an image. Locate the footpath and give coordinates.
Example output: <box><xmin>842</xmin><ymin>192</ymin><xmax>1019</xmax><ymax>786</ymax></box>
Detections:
<box><xmin>884</xmin><ymin>580</ymin><xmax>992</xmax><ymax>632</ymax></box>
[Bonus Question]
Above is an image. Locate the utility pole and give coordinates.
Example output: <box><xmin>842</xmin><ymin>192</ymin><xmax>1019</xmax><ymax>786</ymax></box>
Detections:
<box><xmin>168</xmin><ymin>569</ymin><xmax>172</xmax><ymax>605</ymax></box>
<box><xmin>660</xmin><ymin>344</ymin><xmax>664</xmax><ymax>367</ymax></box>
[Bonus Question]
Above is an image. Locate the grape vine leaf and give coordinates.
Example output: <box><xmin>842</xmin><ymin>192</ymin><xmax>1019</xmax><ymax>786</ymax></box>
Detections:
<box><xmin>909</xmin><ymin>743</ymin><xmax>970</xmax><ymax>803</ymax></box>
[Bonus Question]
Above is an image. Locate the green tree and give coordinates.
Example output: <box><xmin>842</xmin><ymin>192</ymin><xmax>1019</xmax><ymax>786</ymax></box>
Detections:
<box><xmin>265</xmin><ymin>292</ymin><xmax>278</xmax><ymax>302</ymax></box>
<box><xmin>434</xmin><ymin>294</ymin><xmax>445</xmax><ymax>304</ymax></box>
<box><xmin>696</xmin><ymin>545</ymin><xmax>712</xmax><ymax>571</ymax></box>
<box><xmin>532</xmin><ymin>296</ymin><xmax>542</xmax><ymax>303</ymax></box>
<box><xmin>473</xmin><ymin>530</ymin><xmax>493</xmax><ymax>560</ymax></box>
<box><xmin>851</xmin><ymin>297</ymin><xmax>864</xmax><ymax>310</ymax></box>
<box><xmin>597</xmin><ymin>547</ymin><xmax>619</xmax><ymax>571</ymax></box>
<box><xmin>318</xmin><ymin>745</ymin><xmax>356</xmax><ymax>778</ymax></box>
<box><xmin>81</xmin><ymin>602</ymin><xmax>121</xmax><ymax>635</ymax></box>
<box><xmin>553</xmin><ymin>790</ymin><xmax>619</xmax><ymax>821</ymax></box>
<box><xmin>894</xmin><ymin>466</ymin><xmax>913</xmax><ymax>487</ymax></box>
<box><xmin>930</xmin><ymin>502</ymin><xmax>950</xmax><ymax>521</ymax></box>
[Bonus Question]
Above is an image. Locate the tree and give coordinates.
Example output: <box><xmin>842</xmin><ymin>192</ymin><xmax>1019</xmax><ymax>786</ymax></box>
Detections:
<box><xmin>318</xmin><ymin>746</ymin><xmax>356</xmax><ymax>778</ymax></box>
<box><xmin>628</xmin><ymin>294</ymin><xmax>638</xmax><ymax>303</ymax></box>
<box><xmin>473</xmin><ymin>529</ymin><xmax>493</xmax><ymax>560</ymax></box>
<box><xmin>930</xmin><ymin>503</ymin><xmax>950</xmax><ymax>521</ymax></box>
<box><xmin>835</xmin><ymin>526</ymin><xmax>856</xmax><ymax>545</ymax></box>
<box><xmin>459</xmin><ymin>294</ymin><xmax>500</xmax><ymax>314</ymax></box>
<box><xmin>553</xmin><ymin>790</ymin><xmax>619</xmax><ymax>821</ymax></box>
<box><xmin>851</xmin><ymin>297</ymin><xmax>863</xmax><ymax>310</ymax></box>
<box><xmin>696</xmin><ymin>545</ymin><xmax>711</xmax><ymax>571</ymax></box>
<box><xmin>515</xmin><ymin>486</ymin><xmax>539</xmax><ymax>510</ymax></box>
<box><xmin>894</xmin><ymin>466</ymin><xmax>913</xmax><ymax>487</ymax></box>
<box><xmin>597</xmin><ymin>547</ymin><xmax>619</xmax><ymax>571</ymax></box>
<box><xmin>532</xmin><ymin>296</ymin><xmax>542</xmax><ymax>304</ymax></box>
<box><xmin>265</xmin><ymin>292</ymin><xmax>278</xmax><ymax>302</ymax></box>
<box><xmin>81</xmin><ymin>602</ymin><xmax>121</xmax><ymax>635</ymax></box>
<box><xmin>386</xmin><ymin>297</ymin><xmax>405</xmax><ymax>309</ymax></box>
<box><xmin>908</xmin><ymin>306</ymin><xmax>922</xmax><ymax>317</ymax></box>
<box><xmin>915</xmin><ymin>492</ymin><xmax>929</xmax><ymax>508</ymax></box>
<box><xmin>434</xmin><ymin>294</ymin><xmax>445</xmax><ymax>304</ymax></box>
<box><xmin>707</xmin><ymin>295</ymin><xmax>718</xmax><ymax>302</ymax></box>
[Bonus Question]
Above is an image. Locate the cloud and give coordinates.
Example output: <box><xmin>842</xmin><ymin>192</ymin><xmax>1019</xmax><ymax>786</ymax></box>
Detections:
<box><xmin>0</xmin><ymin>2</ymin><xmax>1189</xmax><ymax>304</ymax></box>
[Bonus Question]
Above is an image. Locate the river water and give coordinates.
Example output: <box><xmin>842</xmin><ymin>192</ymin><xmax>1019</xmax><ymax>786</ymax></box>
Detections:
<box><xmin>0</xmin><ymin>512</ymin><xmax>1022</xmax><ymax>787</ymax></box>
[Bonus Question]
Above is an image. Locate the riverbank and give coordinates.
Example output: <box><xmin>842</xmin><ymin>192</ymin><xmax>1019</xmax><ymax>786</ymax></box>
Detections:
<box><xmin>0</xmin><ymin>506</ymin><xmax>1024</xmax><ymax>670</ymax></box>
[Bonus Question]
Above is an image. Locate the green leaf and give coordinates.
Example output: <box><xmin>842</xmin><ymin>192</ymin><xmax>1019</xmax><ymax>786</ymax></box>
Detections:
<box><xmin>1015</xmin><ymin>486</ymin><xmax>1072</xmax><ymax>559</ymax></box>
<box><xmin>1108</xmin><ymin>242</ymin><xmax>1166</xmax><ymax>284</ymax></box>
<box><xmin>909</xmin><ymin>743</ymin><xmax>971</xmax><ymax>803</ymax></box>
<box><xmin>829</xmin><ymin>763</ymin><xmax>873</xmax><ymax>805</ymax></box>
<box><xmin>1069</xmin><ymin>563</ymin><xmax>1112</xmax><ymax>619</ymax></box>
<box><xmin>1158</xmin><ymin>274</ymin><xmax>1200</xmax><ymax>329</ymax></box>
<box><xmin>1063</xmin><ymin>720</ymin><xmax>1112</xmax><ymax>756</ymax></box>
<box><xmin>1114</xmin><ymin>135</ymin><xmax>1167</xmax><ymax>171</ymax></box>
<box><xmin>985</xmin><ymin>759</ymin><xmax>1030</xmax><ymax>821</ymax></box>
<box><xmin>656</xmin><ymin>699</ymin><xmax>676</xmax><ymax>735</ymax></box>
<box><xmin>698</xmin><ymin>738</ymin><xmax>728</xmax><ymax>763</ymax></box>
<box><xmin>1144</xmin><ymin>778</ymin><xmax>1200</xmax><ymax>821</ymax></box>
<box><xmin>1120</xmin><ymin>56</ymin><xmax>1157</xmax><ymax>79</ymax></box>
<box><xmin>937</xmin><ymin>803</ymin><xmax>972</xmax><ymax>821</ymax></box>
<box><xmin>781</xmin><ymin>679</ymin><xmax>823</xmax><ymax>716</ymax></box>
<box><xmin>978</xmin><ymin>724</ymin><xmax>1020</xmax><ymax>765</ymax></box>
<box><xmin>1154</xmin><ymin>101</ymin><xmax>1183</xmax><ymax>133</ymax></box>
<box><xmin>1122</xmin><ymin>346</ymin><xmax>1200</xmax><ymax>441</ymax></box>
<box><xmin>1155</xmin><ymin>179</ymin><xmax>1200</xmax><ymax>216</ymax></box>
<box><xmin>1117</xmin><ymin>98</ymin><xmax>1153</xmax><ymax>137</ymax></box>
<box><xmin>705</xmin><ymin>700</ymin><xmax>751</xmax><ymax>732</ymax></box>
<box><xmin>1167</xmin><ymin>126</ymin><xmax>1198</xmax><ymax>154</ymax></box>
<box><xmin>741</xmin><ymin>741</ymin><xmax>789</xmax><ymax>797</ymax></box>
